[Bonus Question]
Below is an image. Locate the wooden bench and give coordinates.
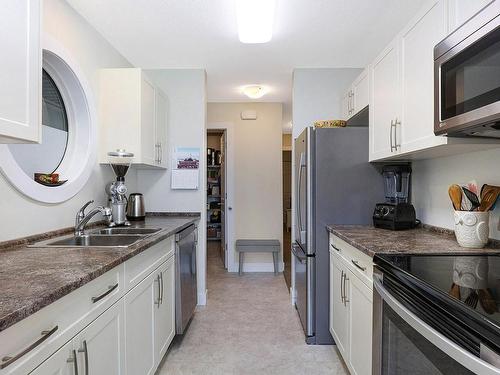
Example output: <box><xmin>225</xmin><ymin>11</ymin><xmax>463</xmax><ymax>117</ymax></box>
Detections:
<box><xmin>235</xmin><ymin>239</ymin><xmax>280</xmax><ymax>276</ymax></box>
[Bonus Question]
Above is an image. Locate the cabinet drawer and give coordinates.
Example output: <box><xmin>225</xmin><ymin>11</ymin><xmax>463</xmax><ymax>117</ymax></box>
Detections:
<box><xmin>330</xmin><ymin>235</ymin><xmax>373</xmax><ymax>287</ymax></box>
<box><xmin>124</xmin><ymin>236</ymin><xmax>175</xmax><ymax>292</ymax></box>
<box><xmin>0</xmin><ymin>265</ymin><xmax>124</xmax><ymax>375</ymax></box>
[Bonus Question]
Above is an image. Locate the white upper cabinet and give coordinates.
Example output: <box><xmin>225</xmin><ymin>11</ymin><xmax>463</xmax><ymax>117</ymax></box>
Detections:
<box><xmin>341</xmin><ymin>68</ymin><xmax>370</xmax><ymax>121</ymax></box>
<box><xmin>0</xmin><ymin>0</ymin><xmax>41</xmax><ymax>144</ymax></box>
<box><xmin>400</xmin><ymin>0</ymin><xmax>448</xmax><ymax>153</ymax></box>
<box><xmin>100</xmin><ymin>68</ymin><xmax>167</xmax><ymax>168</ymax></box>
<box><xmin>370</xmin><ymin>39</ymin><xmax>401</xmax><ymax>161</ymax></box>
<box><xmin>368</xmin><ymin>0</ymin><xmax>498</xmax><ymax>161</ymax></box>
<box><xmin>448</xmin><ymin>0</ymin><xmax>495</xmax><ymax>32</ymax></box>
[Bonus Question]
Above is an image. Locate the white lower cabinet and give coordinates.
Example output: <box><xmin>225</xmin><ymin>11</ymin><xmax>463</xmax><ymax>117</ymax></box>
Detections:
<box><xmin>329</xmin><ymin>235</ymin><xmax>373</xmax><ymax>375</ymax></box>
<box><xmin>3</xmin><ymin>236</ymin><xmax>178</xmax><ymax>375</ymax></box>
<box><xmin>124</xmin><ymin>254</ymin><xmax>176</xmax><ymax>375</ymax></box>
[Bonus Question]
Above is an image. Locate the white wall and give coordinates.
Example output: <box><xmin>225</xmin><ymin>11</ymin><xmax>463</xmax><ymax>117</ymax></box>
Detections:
<box><xmin>207</xmin><ymin>102</ymin><xmax>283</xmax><ymax>273</ymax></box>
<box><xmin>136</xmin><ymin>69</ymin><xmax>208</xmax><ymax>304</ymax></box>
<box><xmin>0</xmin><ymin>0</ymin><xmax>133</xmax><ymax>241</ymax></box>
<box><xmin>292</xmin><ymin>68</ymin><xmax>361</xmax><ymax>137</ymax></box>
<box><xmin>413</xmin><ymin>148</ymin><xmax>500</xmax><ymax>240</ymax></box>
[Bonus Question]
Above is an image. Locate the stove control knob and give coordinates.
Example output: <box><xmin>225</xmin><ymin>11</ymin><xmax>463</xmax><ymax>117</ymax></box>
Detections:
<box><xmin>381</xmin><ymin>207</ymin><xmax>390</xmax><ymax>217</ymax></box>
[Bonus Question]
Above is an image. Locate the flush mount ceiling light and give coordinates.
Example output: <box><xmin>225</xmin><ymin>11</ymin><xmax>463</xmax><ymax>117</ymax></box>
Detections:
<box><xmin>236</xmin><ymin>0</ymin><xmax>276</xmax><ymax>43</ymax></box>
<box><xmin>242</xmin><ymin>85</ymin><xmax>267</xmax><ymax>99</ymax></box>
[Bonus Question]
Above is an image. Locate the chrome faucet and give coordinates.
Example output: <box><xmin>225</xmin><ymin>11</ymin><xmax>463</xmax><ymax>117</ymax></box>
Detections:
<box><xmin>75</xmin><ymin>200</ymin><xmax>112</xmax><ymax>236</ymax></box>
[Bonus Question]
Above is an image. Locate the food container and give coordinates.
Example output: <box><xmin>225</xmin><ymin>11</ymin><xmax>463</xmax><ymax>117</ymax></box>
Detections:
<box><xmin>454</xmin><ymin>211</ymin><xmax>490</xmax><ymax>248</ymax></box>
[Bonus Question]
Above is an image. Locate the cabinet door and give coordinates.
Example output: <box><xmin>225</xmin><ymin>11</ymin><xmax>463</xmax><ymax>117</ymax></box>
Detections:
<box><xmin>370</xmin><ymin>39</ymin><xmax>401</xmax><ymax>161</ymax></box>
<box><xmin>448</xmin><ymin>0</ymin><xmax>494</xmax><ymax>31</ymax></box>
<box><xmin>400</xmin><ymin>0</ymin><xmax>447</xmax><ymax>152</ymax></box>
<box><xmin>347</xmin><ymin>271</ymin><xmax>373</xmax><ymax>375</ymax></box>
<box><xmin>124</xmin><ymin>271</ymin><xmax>157</xmax><ymax>375</ymax></box>
<box><xmin>77</xmin><ymin>301</ymin><xmax>124</xmax><ymax>375</ymax></box>
<box><xmin>330</xmin><ymin>254</ymin><xmax>349</xmax><ymax>359</ymax></box>
<box><xmin>154</xmin><ymin>257</ymin><xmax>176</xmax><ymax>366</ymax></box>
<box><xmin>29</xmin><ymin>341</ymin><xmax>74</xmax><ymax>375</ymax></box>
<box><xmin>140</xmin><ymin>76</ymin><xmax>157</xmax><ymax>166</ymax></box>
<box><xmin>0</xmin><ymin>0</ymin><xmax>41</xmax><ymax>143</ymax></box>
<box><xmin>353</xmin><ymin>69</ymin><xmax>369</xmax><ymax>114</ymax></box>
<box><xmin>155</xmin><ymin>89</ymin><xmax>167</xmax><ymax>168</ymax></box>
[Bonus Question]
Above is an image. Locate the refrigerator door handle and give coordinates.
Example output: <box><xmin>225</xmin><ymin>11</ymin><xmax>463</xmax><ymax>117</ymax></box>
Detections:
<box><xmin>296</xmin><ymin>152</ymin><xmax>306</xmax><ymax>244</ymax></box>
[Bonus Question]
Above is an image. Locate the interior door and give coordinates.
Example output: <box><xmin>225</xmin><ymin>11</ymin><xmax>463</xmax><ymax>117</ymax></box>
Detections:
<box><xmin>220</xmin><ymin>131</ymin><xmax>227</xmax><ymax>268</ymax></box>
<box><xmin>294</xmin><ymin>129</ymin><xmax>307</xmax><ymax>251</ymax></box>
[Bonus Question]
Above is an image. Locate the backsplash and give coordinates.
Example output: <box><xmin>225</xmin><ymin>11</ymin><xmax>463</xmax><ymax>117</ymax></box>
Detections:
<box><xmin>412</xmin><ymin>147</ymin><xmax>500</xmax><ymax>240</ymax></box>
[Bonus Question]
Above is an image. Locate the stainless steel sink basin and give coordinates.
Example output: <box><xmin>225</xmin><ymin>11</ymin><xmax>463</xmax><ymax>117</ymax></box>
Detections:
<box><xmin>93</xmin><ymin>228</ymin><xmax>161</xmax><ymax>235</ymax></box>
<box><xmin>32</xmin><ymin>234</ymin><xmax>144</xmax><ymax>248</ymax></box>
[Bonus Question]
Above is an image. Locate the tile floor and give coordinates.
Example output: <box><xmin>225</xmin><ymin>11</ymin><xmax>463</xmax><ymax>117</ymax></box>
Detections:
<box><xmin>157</xmin><ymin>243</ymin><xmax>349</xmax><ymax>374</ymax></box>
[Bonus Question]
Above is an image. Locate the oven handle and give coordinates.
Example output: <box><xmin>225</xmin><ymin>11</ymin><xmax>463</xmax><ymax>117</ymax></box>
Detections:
<box><xmin>373</xmin><ymin>274</ymin><xmax>500</xmax><ymax>375</ymax></box>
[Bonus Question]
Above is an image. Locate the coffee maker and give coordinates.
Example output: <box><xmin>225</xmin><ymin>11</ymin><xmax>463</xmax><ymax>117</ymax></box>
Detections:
<box><xmin>373</xmin><ymin>165</ymin><xmax>417</xmax><ymax>230</ymax></box>
<box><xmin>105</xmin><ymin>149</ymin><xmax>134</xmax><ymax>227</ymax></box>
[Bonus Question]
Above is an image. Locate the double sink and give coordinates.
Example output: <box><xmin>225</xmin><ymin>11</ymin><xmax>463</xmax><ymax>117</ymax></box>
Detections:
<box><xmin>31</xmin><ymin>227</ymin><xmax>162</xmax><ymax>248</ymax></box>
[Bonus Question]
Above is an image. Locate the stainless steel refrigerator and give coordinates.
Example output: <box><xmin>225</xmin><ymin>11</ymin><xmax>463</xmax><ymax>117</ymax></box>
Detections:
<box><xmin>292</xmin><ymin>126</ymin><xmax>383</xmax><ymax>344</ymax></box>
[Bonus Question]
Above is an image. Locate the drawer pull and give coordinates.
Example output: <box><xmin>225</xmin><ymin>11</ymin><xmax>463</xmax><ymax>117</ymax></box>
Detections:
<box><xmin>330</xmin><ymin>244</ymin><xmax>341</xmax><ymax>252</ymax></box>
<box><xmin>0</xmin><ymin>325</ymin><xmax>58</xmax><ymax>369</ymax></box>
<box><xmin>91</xmin><ymin>283</ymin><xmax>118</xmax><ymax>303</ymax></box>
<box><xmin>351</xmin><ymin>260</ymin><xmax>367</xmax><ymax>271</ymax></box>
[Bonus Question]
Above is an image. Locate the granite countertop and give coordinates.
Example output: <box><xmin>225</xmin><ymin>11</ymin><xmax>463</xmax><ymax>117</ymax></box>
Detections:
<box><xmin>327</xmin><ymin>225</ymin><xmax>500</xmax><ymax>258</ymax></box>
<box><xmin>0</xmin><ymin>214</ymin><xmax>199</xmax><ymax>333</ymax></box>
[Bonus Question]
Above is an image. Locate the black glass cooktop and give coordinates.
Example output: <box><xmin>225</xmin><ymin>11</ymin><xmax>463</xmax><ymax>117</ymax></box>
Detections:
<box><xmin>375</xmin><ymin>254</ymin><xmax>500</xmax><ymax>329</ymax></box>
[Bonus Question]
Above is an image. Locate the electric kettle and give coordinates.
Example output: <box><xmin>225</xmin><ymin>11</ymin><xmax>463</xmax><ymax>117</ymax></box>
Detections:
<box><xmin>126</xmin><ymin>193</ymin><xmax>145</xmax><ymax>221</ymax></box>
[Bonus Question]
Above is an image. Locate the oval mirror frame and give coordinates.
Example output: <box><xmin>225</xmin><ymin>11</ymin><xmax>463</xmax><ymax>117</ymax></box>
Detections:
<box><xmin>0</xmin><ymin>37</ymin><xmax>97</xmax><ymax>203</ymax></box>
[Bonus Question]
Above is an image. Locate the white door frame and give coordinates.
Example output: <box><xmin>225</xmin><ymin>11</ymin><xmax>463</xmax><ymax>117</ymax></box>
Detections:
<box><xmin>207</xmin><ymin>122</ymin><xmax>237</xmax><ymax>272</ymax></box>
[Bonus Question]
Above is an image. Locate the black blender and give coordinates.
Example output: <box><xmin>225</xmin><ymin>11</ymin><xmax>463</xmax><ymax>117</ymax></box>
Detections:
<box><xmin>105</xmin><ymin>149</ymin><xmax>134</xmax><ymax>227</ymax></box>
<box><xmin>373</xmin><ymin>165</ymin><xmax>417</xmax><ymax>230</ymax></box>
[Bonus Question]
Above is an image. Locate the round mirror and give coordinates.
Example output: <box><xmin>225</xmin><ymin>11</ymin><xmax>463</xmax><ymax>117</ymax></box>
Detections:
<box><xmin>8</xmin><ymin>69</ymin><xmax>69</xmax><ymax>185</ymax></box>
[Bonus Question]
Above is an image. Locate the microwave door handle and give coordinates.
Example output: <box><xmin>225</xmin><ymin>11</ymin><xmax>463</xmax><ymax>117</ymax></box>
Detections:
<box><xmin>373</xmin><ymin>275</ymin><xmax>500</xmax><ymax>375</ymax></box>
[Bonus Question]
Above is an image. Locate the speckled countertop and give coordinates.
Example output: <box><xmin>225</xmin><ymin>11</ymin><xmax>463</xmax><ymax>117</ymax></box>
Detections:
<box><xmin>327</xmin><ymin>225</ymin><xmax>500</xmax><ymax>258</ymax></box>
<box><xmin>0</xmin><ymin>214</ymin><xmax>199</xmax><ymax>333</ymax></box>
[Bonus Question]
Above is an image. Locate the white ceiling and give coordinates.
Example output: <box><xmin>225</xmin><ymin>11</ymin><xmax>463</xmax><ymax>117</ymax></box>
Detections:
<box><xmin>66</xmin><ymin>0</ymin><xmax>426</xmax><ymax>128</ymax></box>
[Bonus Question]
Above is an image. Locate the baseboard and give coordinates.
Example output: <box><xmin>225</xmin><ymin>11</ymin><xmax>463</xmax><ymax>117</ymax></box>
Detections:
<box><xmin>197</xmin><ymin>288</ymin><xmax>207</xmax><ymax>306</ymax></box>
<box><xmin>233</xmin><ymin>261</ymin><xmax>285</xmax><ymax>273</ymax></box>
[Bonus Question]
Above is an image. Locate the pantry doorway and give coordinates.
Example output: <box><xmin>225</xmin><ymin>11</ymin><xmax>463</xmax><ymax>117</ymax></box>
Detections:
<box><xmin>206</xmin><ymin>126</ymin><xmax>234</xmax><ymax>272</ymax></box>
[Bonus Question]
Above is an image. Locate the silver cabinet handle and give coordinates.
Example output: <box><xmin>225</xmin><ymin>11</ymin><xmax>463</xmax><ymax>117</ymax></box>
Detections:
<box><xmin>66</xmin><ymin>349</ymin><xmax>79</xmax><ymax>375</ymax></box>
<box><xmin>78</xmin><ymin>340</ymin><xmax>89</xmax><ymax>375</ymax></box>
<box><xmin>340</xmin><ymin>270</ymin><xmax>345</xmax><ymax>303</ymax></box>
<box><xmin>343</xmin><ymin>272</ymin><xmax>349</xmax><ymax>306</ymax></box>
<box><xmin>330</xmin><ymin>244</ymin><xmax>340</xmax><ymax>252</ymax></box>
<box><xmin>0</xmin><ymin>325</ymin><xmax>58</xmax><ymax>369</ymax></box>
<box><xmin>390</xmin><ymin>119</ymin><xmax>395</xmax><ymax>152</ymax></box>
<box><xmin>351</xmin><ymin>259</ymin><xmax>367</xmax><ymax>271</ymax></box>
<box><xmin>160</xmin><ymin>271</ymin><xmax>164</xmax><ymax>304</ymax></box>
<box><xmin>394</xmin><ymin>118</ymin><xmax>400</xmax><ymax>151</ymax></box>
<box><xmin>159</xmin><ymin>143</ymin><xmax>163</xmax><ymax>164</ymax></box>
<box><xmin>155</xmin><ymin>274</ymin><xmax>161</xmax><ymax>307</ymax></box>
<box><xmin>91</xmin><ymin>283</ymin><xmax>118</xmax><ymax>303</ymax></box>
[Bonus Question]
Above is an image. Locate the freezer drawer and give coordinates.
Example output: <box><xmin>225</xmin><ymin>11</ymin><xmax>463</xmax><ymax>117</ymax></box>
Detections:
<box><xmin>293</xmin><ymin>244</ymin><xmax>314</xmax><ymax>340</ymax></box>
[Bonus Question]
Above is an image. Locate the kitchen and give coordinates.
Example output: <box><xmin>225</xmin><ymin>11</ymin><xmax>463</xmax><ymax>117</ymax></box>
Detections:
<box><xmin>0</xmin><ymin>0</ymin><xmax>500</xmax><ymax>374</ymax></box>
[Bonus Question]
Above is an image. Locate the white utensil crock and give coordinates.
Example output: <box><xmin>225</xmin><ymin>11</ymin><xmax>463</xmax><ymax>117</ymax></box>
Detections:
<box><xmin>454</xmin><ymin>211</ymin><xmax>490</xmax><ymax>248</ymax></box>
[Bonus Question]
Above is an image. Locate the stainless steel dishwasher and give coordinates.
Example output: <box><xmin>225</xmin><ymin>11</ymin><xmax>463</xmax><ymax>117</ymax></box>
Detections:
<box><xmin>175</xmin><ymin>224</ymin><xmax>197</xmax><ymax>334</ymax></box>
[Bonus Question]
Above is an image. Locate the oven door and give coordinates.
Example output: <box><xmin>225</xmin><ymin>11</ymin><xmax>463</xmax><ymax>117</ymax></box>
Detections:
<box><xmin>434</xmin><ymin>1</ymin><xmax>500</xmax><ymax>136</ymax></box>
<box><xmin>373</xmin><ymin>270</ymin><xmax>500</xmax><ymax>375</ymax></box>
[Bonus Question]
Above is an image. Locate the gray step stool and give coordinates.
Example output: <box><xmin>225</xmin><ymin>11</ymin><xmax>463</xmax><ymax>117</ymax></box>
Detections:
<box><xmin>235</xmin><ymin>239</ymin><xmax>280</xmax><ymax>276</ymax></box>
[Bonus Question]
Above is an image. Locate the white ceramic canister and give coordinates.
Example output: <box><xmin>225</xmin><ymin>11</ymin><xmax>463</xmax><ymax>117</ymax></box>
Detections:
<box><xmin>454</xmin><ymin>211</ymin><xmax>490</xmax><ymax>248</ymax></box>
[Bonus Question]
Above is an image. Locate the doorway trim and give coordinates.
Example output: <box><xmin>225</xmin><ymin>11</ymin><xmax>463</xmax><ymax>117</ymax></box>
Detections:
<box><xmin>207</xmin><ymin>122</ymin><xmax>236</xmax><ymax>272</ymax></box>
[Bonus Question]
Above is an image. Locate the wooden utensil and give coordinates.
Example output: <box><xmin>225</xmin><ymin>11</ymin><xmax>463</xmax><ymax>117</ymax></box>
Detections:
<box><xmin>448</xmin><ymin>184</ymin><xmax>463</xmax><ymax>211</ymax></box>
<box><xmin>478</xmin><ymin>289</ymin><xmax>497</xmax><ymax>314</ymax></box>
<box><xmin>465</xmin><ymin>289</ymin><xmax>479</xmax><ymax>309</ymax></box>
<box><xmin>449</xmin><ymin>283</ymin><xmax>461</xmax><ymax>300</ymax></box>
<box><xmin>479</xmin><ymin>184</ymin><xmax>500</xmax><ymax>212</ymax></box>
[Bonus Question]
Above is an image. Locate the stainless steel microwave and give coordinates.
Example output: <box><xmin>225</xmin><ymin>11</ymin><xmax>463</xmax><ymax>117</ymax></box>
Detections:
<box><xmin>434</xmin><ymin>1</ymin><xmax>500</xmax><ymax>138</ymax></box>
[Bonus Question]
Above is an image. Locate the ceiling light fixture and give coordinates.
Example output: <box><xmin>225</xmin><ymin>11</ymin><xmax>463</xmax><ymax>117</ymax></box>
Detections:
<box><xmin>236</xmin><ymin>0</ymin><xmax>276</xmax><ymax>44</ymax></box>
<box><xmin>242</xmin><ymin>85</ymin><xmax>267</xmax><ymax>99</ymax></box>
